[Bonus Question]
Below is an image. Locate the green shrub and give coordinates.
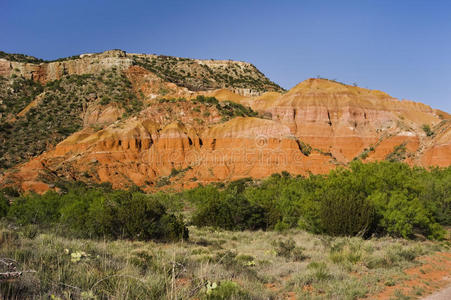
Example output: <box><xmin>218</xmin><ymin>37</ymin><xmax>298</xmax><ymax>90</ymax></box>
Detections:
<box><xmin>329</xmin><ymin>239</ymin><xmax>362</xmax><ymax>265</ymax></box>
<box><xmin>8</xmin><ymin>191</ymin><xmax>62</xmax><ymax>225</ymax></box>
<box><xmin>298</xmin><ymin>261</ymin><xmax>331</xmax><ymax>283</ymax></box>
<box><xmin>369</xmin><ymin>191</ymin><xmax>444</xmax><ymax>239</ymax></box>
<box><xmin>189</xmin><ymin>185</ymin><xmax>267</xmax><ymax>230</ymax></box>
<box><xmin>100</xmin><ymin>95</ymin><xmax>111</xmax><ymax>105</ymax></box>
<box><xmin>194</xmin><ymin>95</ymin><xmax>219</xmax><ymax>105</ymax></box>
<box><xmin>187</xmin><ymin>162</ymin><xmax>447</xmax><ymax>240</ymax></box>
<box><xmin>296</xmin><ymin>139</ymin><xmax>312</xmax><ymax>156</ymax></box>
<box><xmin>7</xmin><ymin>186</ymin><xmax>188</xmax><ymax>241</ymax></box>
<box><xmin>419</xmin><ymin>167</ymin><xmax>451</xmax><ymax>225</ymax></box>
<box><xmin>422</xmin><ymin>124</ymin><xmax>434</xmax><ymax>136</ymax></box>
<box><xmin>318</xmin><ymin>172</ymin><xmax>375</xmax><ymax>236</ymax></box>
<box><xmin>272</xmin><ymin>238</ymin><xmax>307</xmax><ymax>261</ymax></box>
<box><xmin>132</xmin><ymin>55</ymin><xmax>283</xmax><ymax>93</ymax></box>
<box><xmin>385</xmin><ymin>143</ymin><xmax>407</xmax><ymax>162</ymax></box>
<box><xmin>203</xmin><ymin>280</ymin><xmax>250</xmax><ymax>300</ymax></box>
<box><xmin>156</xmin><ymin>177</ymin><xmax>171</xmax><ymax>187</ymax></box>
<box><xmin>0</xmin><ymin>50</ymin><xmax>44</xmax><ymax>64</ymax></box>
<box><xmin>192</xmin><ymin>96</ymin><xmax>258</xmax><ymax>121</ymax></box>
<box><xmin>61</xmin><ymin>190</ymin><xmax>188</xmax><ymax>241</ymax></box>
<box><xmin>0</xmin><ymin>195</ymin><xmax>9</xmax><ymax>218</ymax></box>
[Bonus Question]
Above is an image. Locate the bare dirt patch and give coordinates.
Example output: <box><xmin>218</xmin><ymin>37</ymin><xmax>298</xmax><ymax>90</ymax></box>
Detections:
<box><xmin>372</xmin><ymin>252</ymin><xmax>451</xmax><ymax>299</ymax></box>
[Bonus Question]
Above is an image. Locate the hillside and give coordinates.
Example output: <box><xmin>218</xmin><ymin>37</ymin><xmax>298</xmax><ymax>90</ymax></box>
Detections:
<box><xmin>0</xmin><ymin>49</ymin><xmax>283</xmax><ymax>94</ymax></box>
<box><xmin>0</xmin><ymin>50</ymin><xmax>450</xmax><ymax>193</ymax></box>
<box><xmin>0</xmin><ymin>70</ymin><xmax>142</xmax><ymax>169</ymax></box>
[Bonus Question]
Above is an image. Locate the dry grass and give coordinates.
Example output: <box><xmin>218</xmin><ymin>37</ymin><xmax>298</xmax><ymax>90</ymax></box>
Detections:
<box><xmin>0</xmin><ymin>225</ymin><xmax>448</xmax><ymax>299</ymax></box>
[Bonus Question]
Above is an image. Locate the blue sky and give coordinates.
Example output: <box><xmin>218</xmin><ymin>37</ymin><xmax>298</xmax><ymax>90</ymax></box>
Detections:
<box><xmin>2</xmin><ymin>0</ymin><xmax>450</xmax><ymax>112</ymax></box>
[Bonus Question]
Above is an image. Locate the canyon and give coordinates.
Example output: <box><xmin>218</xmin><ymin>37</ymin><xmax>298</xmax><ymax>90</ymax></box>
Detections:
<box><xmin>0</xmin><ymin>50</ymin><xmax>450</xmax><ymax>193</ymax></box>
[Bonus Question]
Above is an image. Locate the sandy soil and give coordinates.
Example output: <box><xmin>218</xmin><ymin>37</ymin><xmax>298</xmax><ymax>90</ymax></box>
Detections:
<box><xmin>373</xmin><ymin>252</ymin><xmax>451</xmax><ymax>299</ymax></box>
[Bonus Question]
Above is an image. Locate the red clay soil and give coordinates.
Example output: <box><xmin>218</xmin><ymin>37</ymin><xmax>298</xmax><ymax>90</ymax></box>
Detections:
<box><xmin>265</xmin><ymin>275</ymin><xmax>297</xmax><ymax>299</ymax></box>
<box><xmin>372</xmin><ymin>251</ymin><xmax>451</xmax><ymax>299</ymax></box>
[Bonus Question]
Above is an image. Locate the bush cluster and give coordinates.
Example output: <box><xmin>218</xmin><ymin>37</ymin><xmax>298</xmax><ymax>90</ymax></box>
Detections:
<box><xmin>4</xmin><ymin>184</ymin><xmax>188</xmax><ymax>241</ymax></box>
<box><xmin>189</xmin><ymin>182</ymin><xmax>267</xmax><ymax>230</ymax></box>
<box><xmin>192</xmin><ymin>96</ymin><xmax>258</xmax><ymax>121</ymax></box>
<box><xmin>0</xmin><ymin>51</ymin><xmax>45</xmax><ymax>64</ymax></box>
<box><xmin>2</xmin><ymin>161</ymin><xmax>449</xmax><ymax>241</ymax></box>
<box><xmin>272</xmin><ymin>238</ymin><xmax>307</xmax><ymax>261</ymax></box>
<box><xmin>385</xmin><ymin>143</ymin><xmax>407</xmax><ymax>162</ymax></box>
<box><xmin>186</xmin><ymin>161</ymin><xmax>450</xmax><ymax>239</ymax></box>
<box><xmin>422</xmin><ymin>124</ymin><xmax>434</xmax><ymax>137</ymax></box>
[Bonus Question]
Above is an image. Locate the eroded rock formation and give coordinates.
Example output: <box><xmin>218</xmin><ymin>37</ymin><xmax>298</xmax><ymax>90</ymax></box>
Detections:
<box><xmin>0</xmin><ymin>50</ymin><xmax>449</xmax><ymax>193</ymax></box>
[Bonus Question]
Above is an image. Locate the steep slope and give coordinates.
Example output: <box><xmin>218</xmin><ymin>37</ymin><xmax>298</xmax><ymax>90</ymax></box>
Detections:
<box><xmin>245</xmin><ymin>78</ymin><xmax>450</xmax><ymax>166</ymax></box>
<box><xmin>0</xmin><ymin>113</ymin><xmax>331</xmax><ymax>193</ymax></box>
<box><xmin>0</xmin><ymin>50</ymin><xmax>281</xmax><ymax>170</ymax></box>
<box><xmin>132</xmin><ymin>54</ymin><xmax>283</xmax><ymax>94</ymax></box>
<box><xmin>0</xmin><ymin>69</ymin><xmax>143</xmax><ymax>169</ymax></box>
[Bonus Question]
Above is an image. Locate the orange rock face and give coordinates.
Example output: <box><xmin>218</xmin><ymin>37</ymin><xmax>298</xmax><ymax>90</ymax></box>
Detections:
<box><xmin>0</xmin><ymin>61</ymin><xmax>450</xmax><ymax>193</ymax></box>
<box><xmin>0</xmin><ymin>50</ymin><xmax>133</xmax><ymax>84</ymax></box>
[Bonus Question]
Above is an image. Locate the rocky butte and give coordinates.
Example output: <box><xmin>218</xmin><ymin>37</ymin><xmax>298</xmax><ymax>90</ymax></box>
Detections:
<box><xmin>0</xmin><ymin>49</ymin><xmax>450</xmax><ymax>193</ymax></box>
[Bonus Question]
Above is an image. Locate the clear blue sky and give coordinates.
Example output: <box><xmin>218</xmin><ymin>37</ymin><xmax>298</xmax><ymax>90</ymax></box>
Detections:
<box><xmin>2</xmin><ymin>0</ymin><xmax>450</xmax><ymax>112</ymax></box>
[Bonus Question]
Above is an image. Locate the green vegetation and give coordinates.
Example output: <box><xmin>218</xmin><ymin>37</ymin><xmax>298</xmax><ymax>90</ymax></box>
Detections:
<box><xmin>0</xmin><ymin>70</ymin><xmax>143</xmax><ymax>170</ymax></box>
<box><xmin>157</xmin><ymin>97</ymin><xmax>187</xmax><ymax>104</ymax></box>
<box><xmin>190</xmin><ymin>183</ymin><xmax>267</xmax><ymax>230</ymax></box>
<box><xmin>3</xmin><ymin>161</ymin><xmax>448</xmax><ymax>241</ymax></box>
<box><xmin>1</xmin><ymin>161</ymin><xmax>449</xmax><ymax>241</ymax></box>
<box><xmin>170</xmin><ymin>166</ymin><xmax>192</xmax><ymax>177</ymax></box>
<box><xmin>0</xmin><ymin>161</ymin><xmax>450</xmax><ymax>299</ymax></box>
<box><xmin>132</xmin><ymin>55</ymin><xmax>283</xmax><ymax>92</ymax></box>
<box><xmin>186</xmin><ymin>162</ymin><xmax>450</xmax><ymax>239</ymax></box>
<box><xmin>192</xmin><ymin>95</ymin><xmax>258</xmax><ymax>121</ymax></box>
<box><xmin>155</xmin><ymin>167</ymin><xmax>193</xmax><ymax>187</ymax></box>
<box><xmin>156</xmin><ymin>96</ymin><xmax>260</xmax><ymax>123</ymax></box>
<box><xmin>385</xmin><ymin>143</ymin><xmax>408</xmax><ymax>162</ymax></box>
<box><xmin>1</xmin><ymin>50</ymin><xmax>450</xmax><ymax>299</ymax></box>
<box><xmin>0</xmin><ymin>50</ymin><xmax>283</xmax><ymax>93</ymax></box>
<box><xmin>422</xmin><ymin>124</ymin><xmax>434</xmax><ymax>137</ymax></box>
<box><xmin>0</xmin><ymin>76</ymin><xmax>43</xmax><ymax>123</ymax></box>
<box><xmin>0</xmin><ymin>224</ymin><xmax>446</xmax><ymax>299</ymax></box>
<box><xmin>0</xmin><ymin>51</ymin><xmax>45</xmax><ymax>64</ymax></box>
<box><xmin>272</xmin><ymin>238</ymin><xmax>307</xmax><ymax>261</ymax></box>
<box><xmin>354</xmin><ymin>146</ymin><xmax>375</xmax><ymax>160</ymax></box>
<box><xmin>296</xmin><ymin>139</ymin><xmax>312</xmax><ymax>156</ymax></box>
<box><xmin>0</xmin><ymin>51</ymin><xmax>80</xmax><ymax>64</ymax></box>
<box><xmin>47</xmin><ymin>54</ymin><xmax>81</xmax><ymax>62</ymax></box>
<box><xmin>4</xmin><ymin>183</ymin><xmax>188</xmax><ymax>241</ymax></box>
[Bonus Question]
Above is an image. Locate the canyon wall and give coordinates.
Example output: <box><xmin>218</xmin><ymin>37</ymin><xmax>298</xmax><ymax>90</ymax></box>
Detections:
<box><xmin>0</xmin><ymin>51</ymin><xmax>449</xmax><ymax>193</ymax></box>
